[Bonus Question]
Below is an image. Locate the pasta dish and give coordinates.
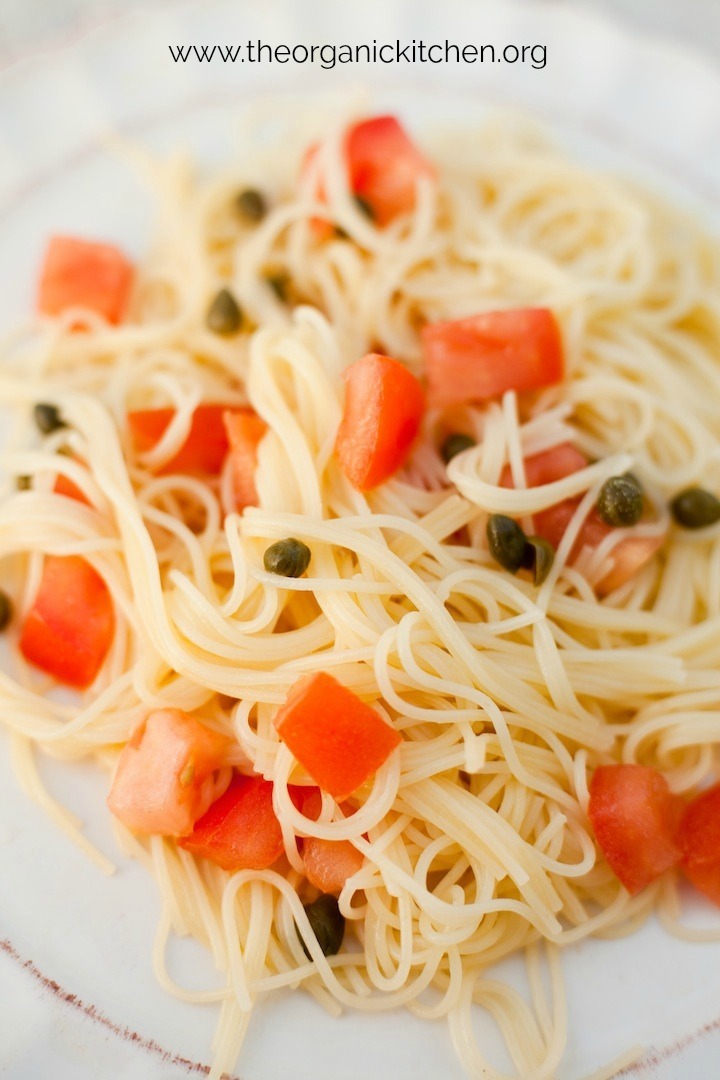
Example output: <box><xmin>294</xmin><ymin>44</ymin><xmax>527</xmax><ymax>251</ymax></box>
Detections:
<box><xmin>1</xmin><ymin>109</ymin><xmax>720</xmax><ymax>1079</ymax></box>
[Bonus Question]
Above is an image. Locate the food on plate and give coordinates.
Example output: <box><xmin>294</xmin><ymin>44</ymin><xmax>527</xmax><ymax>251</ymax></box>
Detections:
<box><xmin>2</xmin><ymin>108</ymin><xmax>720</xmax><ymax>1080</ymax></box>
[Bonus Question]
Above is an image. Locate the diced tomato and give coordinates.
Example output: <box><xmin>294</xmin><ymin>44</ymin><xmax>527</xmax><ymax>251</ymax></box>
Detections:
<box><xmin>588</xmin><ymin>764</ymin><xmax>684</xmax><ymax>895</ymax></box>
<box><xmin>179</xmin><ymin>773</ymin><xmax>284</xmax><ymax>870</ymax></box>
<box><xmin>298</xmin><ymin>788</ymin><xmax>364</xmax><ymax>894</ymax></box>
<box><xmin>346</xmin><ymin>116</ymin><xmax>434</xmax><ymax>226</ymax></box>
<box><xmin>274</xmin><ymin>672</ymin><xmax>402</xmax><ymax>801</ymax></box>
<box><xmin>129</xmin><ymin>404</ymin><xmax>233</xmax><ymax>475</ymax></box>
<box><xmin>304</xmin><ymin>835</ymin><xmax>365</xmax><ymax>895</ymax></box>
<box><xmin>335</xmin><ymin>353</ymin><xmax>425</xmax><ymax>491</ymax></box>
<box><xmin>38</xmin><ymin>236</ymin><xmax>133</xmax><ymax>324</ymax></box>
<box><xmin>678</xmin><ymin>782</ymin><xmax>720</xmax><ymax>907</ymax></box>
<box><xmin>501</xmin><ymin>443</ymin><xmax>665</xmax><ymax>594</ymax></box>
<box><xmin>593</xmin><ymin>534</ymin><xmax>666</xmax><ymax>595</ymax></box>
<box><xmin>19</xmin><ymin>555</ymin><xmax>115</xmax><ymax>689</ymax></box>
<box><xmin>301</xmin><ymin>116</ymin><xmax>433</xmax><ymax>233</ymax></box>
<box><xmin>301</xmin><ymin>143</ymin><xmax>335</xmax><ymax>240</ymax></box>
<box><xmin>500</xmin><ymin>443</ymin><xmax>588</xmax><ymax>491</ymax></box>
<box><xmin>52</xmin><ymin>453</ymin><xmax>90</xmax><ymax>503</ymax></box>
<box><xmin>107</xmin><ymin>708</ymin><xmax>231</xmax><ymax>837</ymax></box>
<box><xmin>222</xmin><ymin>408</ymin><xmax>268</xmax><ymax>510</ymax></box>
<box><xmin>53</xmin><ymin>473</ymin><xmax>89</xmax><ymax>503</ymax></box>
<box><xmin>423</xmin><ymin>308</ymin><xmax>564</xmax><ymax>408</ymax></box>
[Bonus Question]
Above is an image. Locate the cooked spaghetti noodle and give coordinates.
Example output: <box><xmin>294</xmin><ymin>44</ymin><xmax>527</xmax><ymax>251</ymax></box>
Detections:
<box><xmin>1</xmin><ymin>109</ymin><xmax>720</xmax><ymax>1080</ymax></box>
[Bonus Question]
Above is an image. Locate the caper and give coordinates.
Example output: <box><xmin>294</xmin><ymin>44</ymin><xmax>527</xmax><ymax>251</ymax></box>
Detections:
<box><xmin>206</xmin><ymin>288</ymin><xmax>243</xmax><ymax>336</ymax></box>
<box><xmin>264</xmin><ymin>272</ymin><xmax>290</xmax><ymax>303</ymax></box>
<box><xmin>16</xmin><ymin>475</ymin><xmax>32</xmax><ymax>491</ymax></box>
<box><xmin>623</xmin><ymin>471</ymin><xmax>643</xmax><ymax>492</ymax></box>
<box><xmin>34</xmin><ymin>403</ymin><xmax>66</xmax><ymax>434</ymax></box>
<box><xmin>486</xmin><ymin>514</ymin><xmax>527</xmax><ymax>574</ymax></box>
<box><xmin>441</xmin><ymin>433</ymin><xmax>475</xmax><ymax>464</ymax></box>
<box><xmin>235</xmin><ymin>188</ymin><xmax>267</xmax><ymax>223</ymax></box>
<box><xmin>596</xmin><ymin>475</ymin><xmax>643</xmax><ymax>527</ymax></box>
<box><xmin>670</xmin><ymin>487</ymin><xmax>720</xmax><ymax>530</ymax></box>
<box><xmin>522</xmin><ymin>536</ymin><xmax>555</xmax><ymax>587</ymax></box>
<box><xmin>299</xmin><ymin>894</ymin><xmax>345</xmax><ymax>959</ymax></box>
<box><xmin>0</xmin><ymin>589</ymin><xmax>12</xmax><ymax>631</ymax></box>
<box><xmin>353</xmin><ymin>194</ymin><xmax>375</xmax><ymax>221</ymax></box>
<box><xmin>263</xmin><ymin>537</ymin><xmax>311</xmax><ymax>578</ymax></box>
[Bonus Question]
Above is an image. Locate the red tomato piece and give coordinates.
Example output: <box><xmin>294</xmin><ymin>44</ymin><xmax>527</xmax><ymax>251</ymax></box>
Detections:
<box><xmin>588</xmin><ymin>764</ymin><xmax>684</xmax><ymax>895</ymax></box>
<box><xmin>335</xmin><ymin>352</ymin><xmax>425</xmax><ymax>491</ymax></box>
<box><xmin>274</xmin><ymin>672</ymin><xmax>402</xmax><ymax>801</ymax></box>
<box><xmin>500</xmin><ymin>443</ymin><xmax>588</xmax><ymax>491</ymax></box>
<box><xmin>107</xmin><ymin>709</ymin><xmax>231</xmax><ymax>837</ymax></box>
<box><xmin>501</xmin><ymin>443</ymin><xmax>665</xmax><ymax>594</ymax></box>
<box><xmin>19</xmin><ymin>555</ymin><xmax>114</xmax><ymax>689</ymax></box>
<box><xmin>38</xmin><ymin>236</ymin><xmax>133</xmax><ymax>324</ymax></box>
<box><xmin>678</xmin><ymin>783</ymin><xmax>720</xmax><ymax>907</ymax></box>
<box><xmin>298</xmin><ymin>788</ymin><xmax>364</xmax><ymax>894</ymax></box>
<box><xmin>423</xmin><ymin>308</ymin><xmax>564</xmax><ymax>408</ymax></box>
<box><xmin>179</xmin><ymin>773</ymin><xmax>284</xmax><ymax>870</ymax></box>
<box><xmin>346</xmin><ymin>116</ymin><xmax>434</xmax><ymax>226</ymax></box>
<box><xmin>222</xmin><ymin>408</ymin><xmax>268</xmax><ymax>510</ymax></box>
<box><xmin>304</xmin><ymin>835</ymin><xmax>365</xmax><ymax>895</ymax></box>
<box><xmin>129</xmin><ymin>404</ymin><xmax>233</xmax><ymax>475</ymax></box>
<box><xmin>301</xmin><ymin>116</ymin><xmax>432</xmax><ymax>233</ymax></box>
<box><xmin>301</xmin><ymin>142</ymin><xmax>335</xmax><ymax>240</ymax></box>
<box><xmin>53</xmin><ymin>474</ymin><xmax>89</xmax><ymax>503</ymax></box>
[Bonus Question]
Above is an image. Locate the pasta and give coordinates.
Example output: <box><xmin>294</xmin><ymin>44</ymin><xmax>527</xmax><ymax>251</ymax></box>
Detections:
<box><xmin>1</xmin><ymin>107</ymin><xmax>720</xmax><ymax>1080</ymax></box>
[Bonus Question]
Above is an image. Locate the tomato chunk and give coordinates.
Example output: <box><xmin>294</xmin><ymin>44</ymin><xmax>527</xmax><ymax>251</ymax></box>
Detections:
<box><xmin>335</xmin><ymin>353</ymin><xmax>425</xmax><ymax>491</ymax></box>
<box><xmin>19</xmin><ymin>555</ymin><xmax>114</xmax><ymax>689</ymax></box>
<box><xmin>298</xmin><ymin>788</ymin><xmax>364</xmax><ymax>895</ymax></box>
<box><xmin>346</xmin><ymin>116</ymin><xmax>434</xmax><ymax>226</ymax></box>
<box><xmin>222</xmin><ymin>408</ymin><xmax>268</xmax><ymax>510</ymax></box>
<box><xmin>301</xmin><ymin>143</ymin><xmax>335</xmax><ymax>240</ymax></box>
<box><xmin>179</xmin><ymin>773</ymin><xmax>284</xmax><ymax>870</ymax></box>
<box><xmin>38</xmin><ymin>236</ymin><xmax>133</xmax><ymax>324</ymax></box>
<box><xmin>274</xmin><ymin>672</ymin><xmax>402</xmax><ymax>801</ymax></box>
<box><xmin>588</xmin><ymin>764</ymin><xmax>684</xmax><ymax>895</ymax></box>
<box><xmin>501</xmin><ymin>443</ymin><xmax>665</xmax><ymax>594</ymax></box>
<box><xmin>129</xmin><ymin>404</ymin><xmax>233</xmax><ymax>475</ymax></box>
<box><xmin>53</xmin><ymin>474</ymin><xmax>89</xmax><ymax>503</ymax></box>
<box><xmin>423</xmin><ymin>308</ymin><xmax>564</xmax><ymax>408</ymax></box>
<box><xmin>107</xmin><ymin>709</ymin><xmax>231</xmax><ymax>837</ymax></box>
<box><xmin>301</xmin><ymin>116</ymin><xmax>433</xmax><ymax>233</ymax></box>
<box><xmin>678</xmin><ymin>782</ymin><xmax>720</xmax><ymax>907</ymax></box>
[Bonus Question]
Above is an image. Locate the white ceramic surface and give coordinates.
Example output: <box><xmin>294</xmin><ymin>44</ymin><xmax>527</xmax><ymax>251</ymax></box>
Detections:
<box><xmin>1</xmin><ymin>2</ymin><xmax>720</xmax><ymax>1078</ymax></box>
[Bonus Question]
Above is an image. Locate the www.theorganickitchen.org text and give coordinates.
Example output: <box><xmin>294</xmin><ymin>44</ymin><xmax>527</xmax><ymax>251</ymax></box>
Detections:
<box><xmin>168</xmin><ymin>39</ymin><xmax>548</xmax><ymax>70</ymax></box>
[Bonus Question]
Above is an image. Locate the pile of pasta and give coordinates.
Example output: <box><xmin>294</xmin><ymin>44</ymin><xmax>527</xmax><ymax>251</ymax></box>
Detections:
<box><xmin>1</xmin><ymin>110</ymin><xmax>720</xmax><ymax>1079</ymax></box>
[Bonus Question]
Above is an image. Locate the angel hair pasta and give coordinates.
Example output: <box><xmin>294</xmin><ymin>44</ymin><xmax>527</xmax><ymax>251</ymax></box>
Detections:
<box><xmin>1</xmin><ymin>108</ymin><xmax>720</xmax><ymax>1080</ymax></box>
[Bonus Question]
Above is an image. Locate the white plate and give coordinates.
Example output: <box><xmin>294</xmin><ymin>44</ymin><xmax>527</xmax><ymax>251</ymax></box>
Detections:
<box><xmin>1</xmin><ymin>2</ymin><xmax>720</xmax><ymax>1077</ymax></box>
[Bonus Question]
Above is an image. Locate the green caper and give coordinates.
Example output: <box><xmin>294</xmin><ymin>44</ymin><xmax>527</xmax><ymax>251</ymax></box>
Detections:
<box><xmin>670</xmin><ymin>487</ymin><xmax>720</xmax><ymax>530</ymax></box>
<box><xmin>235</xmin><ymin>187</ymin><xmax>267</xmax><ymax>223</ymax></box>
<box><xmin>0</xmin><ymin>589</ymin><xmax>12</xmax><ymax>631</ymax></box>
<box><xmin>263</xmin><ymin>537</ymin><xmax>311</xmax><ymax>578</ymax></box>
<box><xmin>522</xmin><ymin>536</ymin><xmax>555</xmax><ymax>587</ymax></box>
<box><xmin>596</xmin><ymin>475</ymin><xmax>643</xmax><ymax>527</ymax></box>
<box><xmin>34</xmin><ymin>403</ymin><xmax>66</xmax><ymax>434</ymax></box>
<box><xmin>441</xmin><ymin>433</ymin><xmax>475</xmax><ymax>464</ymax></box>
<box><xmin>299</xmin><ymin>894</ymin><xmax>345</xmax><ymax>959</ymax></box>
<box><xmin>623</xmin><ymin>471</ymin><xmax>643</xmax><ymax>492</ymax></box>
<box><xmin>16</xmin><ymin>475</ymin><xmax>32</xmax><ymax>491</ymax></box>
<box><xmin>486</xmin><ymin>514</ymin><xmax>527</xmax><ymax>574</ymax></box>
<box><xmin>264</xmin><ymin>272</ymin><xmax>290</xmax><ymax>303</ymax></box>
<box><xmin>353</xmin><ymin>194</ymin><xmax>375</xmax><ymax>221</ymax></box>
<box><xmin>206</xmin><ymin>288</ymin><xmax>243</xmax><ymax>336</ymax></box>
